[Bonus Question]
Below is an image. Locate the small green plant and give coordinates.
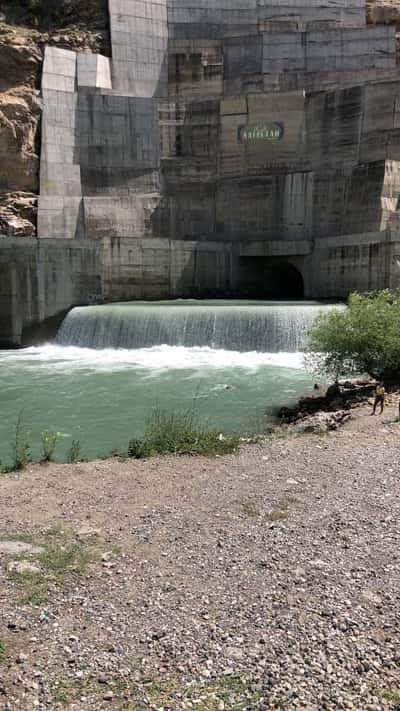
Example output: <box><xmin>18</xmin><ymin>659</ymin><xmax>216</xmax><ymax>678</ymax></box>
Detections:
<box><xmin>40</xmin><ymin>430</ymin><xmax>61</xmax><ymax>462</ymax></box>
<box><xmin>0</xmin><ymin>640</ymin><xmax>6</xmax><ymax>664</ymax></box>
<box><xmin>51</xmin><ymin>672</ymin><xmax>265</xmax><ymax>708</ymax></box>
<box><xmin>67</xmin><ymin>439</ymin><xmax>83</xmax><ymax>463</ymax></box>
<box><xmin>265</xmin><ymin>497</ymin><xmax>297</xmax><ymax>523</ymax></box>
<box><xmin>10</xmin><ymin>410</ymin><xmax>31</xmax><ymax>471</ymax></box>
<box><xmin>7</xmin><ymin>526</ymin><xmax>100</xmax><ymax>606</ymax></box>
<box><xmin>27</xmin><ymin>0</ymin><xmax>43</xmax><ymax>15</ymax></box>
<box><xmin>374</xmin><ymin>687</ymin><xmax>400</xmax><ymax>709</ymax></box>
<box><xmin>127</xmin><ymin>437</ymin><xmax>145</xmax><ymax>459</ymax></box>
<box><xmin>240</xmin><ymin>499</ymin><xmax>260</xmax><ymax>517</ymax></box>
<box><xmin>127</xmin><ymin>409</ymin><xmax>239</xmax><ymax>459</ymax></box>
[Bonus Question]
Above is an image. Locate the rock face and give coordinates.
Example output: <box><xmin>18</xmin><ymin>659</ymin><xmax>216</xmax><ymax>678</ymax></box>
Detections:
<box><xmin>0</xmin><ymin>192</ymin><xmax>37</xmax><ymax>237</ymax></box>
<box><xmin>0</xmin><ymin>2</ymin><xmax>109</xmax><ymax>237</ymax></box>
<box><xmin>0</xmin><ymin>88</ymin><xmax>40</xmax><ymax>192</ymax></box>
<box><xmin>0</xmin><ymin>27</ymin><xmax>42</xmax><ymax>235</ymax></box>
<box><xmin>367</xmin><ymin>0</ymin><xmax>400</xmax><ymax>26</ymax></box>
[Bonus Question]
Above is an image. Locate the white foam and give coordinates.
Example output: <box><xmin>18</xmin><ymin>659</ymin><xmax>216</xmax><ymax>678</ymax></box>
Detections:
<box><xmin>0</xmin><ymin>344</ymin><xmax>305</xmax><ymax>373</ymax></box>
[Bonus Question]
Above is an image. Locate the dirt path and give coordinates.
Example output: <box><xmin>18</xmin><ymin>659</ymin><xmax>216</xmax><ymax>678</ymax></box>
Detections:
<box><xmin>1</xmin><ymin>401</ymin><xmax>400</xmax><ymax>710</ymax></box>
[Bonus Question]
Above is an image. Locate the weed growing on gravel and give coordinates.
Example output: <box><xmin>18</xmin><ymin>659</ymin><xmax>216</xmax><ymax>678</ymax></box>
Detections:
<box><xmin>0</xmin><ymin>640</ymin><xmax>6</xmax><ymax>664</ymax></box>
<box><xmin>239</xmin><ymin>497</ymin><xmax>297</xmax><ymax>523</ymax></box>
<box><xmin>265</xmin><ymin>497</ymin><xmax>297</xmax><ymax>522</ymax></box>
<box><xmin>374</xmin><ymin>687</ymin><xmax>400</xmax><ymax>709</ymax></box>
<box><xmin>127</xmin><ymin>409</ymin><xmax>240</xmax><ymax>458</ymax></box>
<box><xmin>5</xmin><ymin>526</ymin><xmax>100</xmax><ymax>605</ymax></box>
<box><xmin>51</xmin><ymin>673</ymin><xmax>266</xmax><ymax>709</ymax></box>
<box><xmin>240</xmin><ymin>499</ymin><xmax>261</xmax><ymax>517</ymax></box>
<box><xmin>12</xmin><ymin>570</ymin><xmax>50</xmax><ymax>606</ymax></box>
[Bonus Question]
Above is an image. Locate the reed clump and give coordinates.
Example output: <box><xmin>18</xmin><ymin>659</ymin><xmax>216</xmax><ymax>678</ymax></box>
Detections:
<box><xmin>128</xmin><ymin>409</ymin><xmax>239</xmax><ymax>459</ymax></box>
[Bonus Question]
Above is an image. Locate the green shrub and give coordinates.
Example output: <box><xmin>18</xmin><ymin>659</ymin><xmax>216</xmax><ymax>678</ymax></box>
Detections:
<box><xmin>127</xmin><ymin>409</ymin><xmax>239</xmax><ymax>459</ymax></box>
<box><xmin>28</xmin><ymin>0</ymin><xmax>42</xmax><ymax>13</ymax></box>
<box><xmin>40</xmin><ymin>430</ymin><xmax>61</xmax><ymax>462</ymax></box>
<box><xmin>305</xmin><ymin>290</ymin><xmax>400</xmax><ymax>381</ymax></box>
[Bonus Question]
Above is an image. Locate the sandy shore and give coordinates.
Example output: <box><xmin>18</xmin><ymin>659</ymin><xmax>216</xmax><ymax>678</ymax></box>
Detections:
<box><xmin>1</xmin><ymin>398</ymin><xmax>400</xmax><ymax>709</ymax></box>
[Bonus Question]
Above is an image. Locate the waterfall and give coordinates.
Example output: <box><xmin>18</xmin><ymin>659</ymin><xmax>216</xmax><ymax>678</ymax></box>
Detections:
<box><xmin>55</xmin><ymin>301</ymin><xmax>340</xmax><ymax>353</ymax></box>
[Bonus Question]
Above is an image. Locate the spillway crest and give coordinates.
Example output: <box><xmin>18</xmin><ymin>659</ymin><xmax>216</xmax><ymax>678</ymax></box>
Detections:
<box><xmin>55</xmin><ymin>301</ymin><xmax>338</xmax><ymax>353</ymax></box>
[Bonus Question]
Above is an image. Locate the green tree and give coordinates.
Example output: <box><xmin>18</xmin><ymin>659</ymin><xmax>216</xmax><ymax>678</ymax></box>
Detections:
<box><xmin>305</xmin><ymin>290</ymin><xmax>400</xmax><ymax>381</ymax></box>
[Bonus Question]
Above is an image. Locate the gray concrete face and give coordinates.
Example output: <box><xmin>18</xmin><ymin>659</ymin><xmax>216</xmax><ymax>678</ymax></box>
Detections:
<box><xmin>109</xmin><ymin>0</ymin><xmax>168</xmax><ymax>96</ymax></box>
<box><xmin>0</xmin><ymin>239</ymin><xmax>102</xmax><ymax>346</ymax></box>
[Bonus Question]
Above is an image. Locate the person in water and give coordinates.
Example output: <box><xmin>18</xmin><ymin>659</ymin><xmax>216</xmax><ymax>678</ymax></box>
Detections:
<box><xmin>372</xmin><ymin>381</ymin><xmax>385</xmax><ymax>415</ymax></box>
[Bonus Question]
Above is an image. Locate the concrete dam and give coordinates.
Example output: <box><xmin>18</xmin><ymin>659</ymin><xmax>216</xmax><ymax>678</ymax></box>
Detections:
<box><xmin>3</xmin><ymin>0</ymin><xmax>400</xmax><ymax>345</ymax></box>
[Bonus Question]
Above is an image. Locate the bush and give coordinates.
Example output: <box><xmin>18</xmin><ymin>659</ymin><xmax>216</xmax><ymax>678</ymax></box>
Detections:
<box><xmin>127</xmin><ymin>409</ymin><xmax>240</xmax><ymax>459</ymax></box>
<box><xmin>305</xmin><ymin>290</ymin><xmax>400</xmax><ymax>381</ymax></box>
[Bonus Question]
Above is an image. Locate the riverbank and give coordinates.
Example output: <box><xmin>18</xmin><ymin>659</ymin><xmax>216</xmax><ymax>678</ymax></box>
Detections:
<box><xmin>1</xmin><ymin>398</ymin><xmax>400</xmax><ymax>710</ymax></box>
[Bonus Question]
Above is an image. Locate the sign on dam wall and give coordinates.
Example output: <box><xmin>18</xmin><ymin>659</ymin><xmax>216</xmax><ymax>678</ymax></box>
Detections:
<box><xmin>238</xmin><ymin>123</ymin><xmax>285</xmax><ymax>143</ymax></box>
<box><xmin>4</xmin><ymin>0</ymin><xmax>400</xmax><ymax>346</ymax></box>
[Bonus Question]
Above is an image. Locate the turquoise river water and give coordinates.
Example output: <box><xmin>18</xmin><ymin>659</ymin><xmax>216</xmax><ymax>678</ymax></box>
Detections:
<box><xmin>0</xmin><ymin>301</ymin><xmax>339</xmax><ymax>464</ymax></box>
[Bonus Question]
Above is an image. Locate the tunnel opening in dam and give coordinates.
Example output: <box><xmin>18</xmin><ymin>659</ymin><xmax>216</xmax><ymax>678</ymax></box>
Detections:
<box><xmin>238</xmin><ymin>257</ymin><xmax>305</xmax><ymax>299</ymax></box>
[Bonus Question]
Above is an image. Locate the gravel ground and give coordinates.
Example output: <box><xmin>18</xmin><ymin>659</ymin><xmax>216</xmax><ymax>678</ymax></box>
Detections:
<box><xmin>1</xmin><ymin>399</ymin><xmax>400</xmax><ymax>710</ymax></box>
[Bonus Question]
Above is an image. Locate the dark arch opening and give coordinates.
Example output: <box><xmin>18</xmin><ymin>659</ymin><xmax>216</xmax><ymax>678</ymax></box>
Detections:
<box><xmin>239</xmin><ymin>257</ymin><xmax>304</xmax><ymax>299</ymax></box>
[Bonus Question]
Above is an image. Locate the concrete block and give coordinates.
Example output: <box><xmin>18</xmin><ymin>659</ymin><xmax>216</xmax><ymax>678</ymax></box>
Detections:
<box><xmin>77</xmin><ymin>53</ymin><xmax>112</xmax><ymax>89</ymax></box>
<box><xmin>42</xmin><ymin>46</ymin><xmax>76</xmax><ymax>93</ymax></box>
<box><xmin>38</xmin><ymin>197</ymin><xmax>84</xmax><ymax>239</ymax></box>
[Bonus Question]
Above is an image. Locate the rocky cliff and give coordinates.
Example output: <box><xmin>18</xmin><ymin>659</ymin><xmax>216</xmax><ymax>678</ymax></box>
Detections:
<box><xmin>0</xmin><ymin>0</ymin><xmax>109</xmax><ymax>236</ymax></box>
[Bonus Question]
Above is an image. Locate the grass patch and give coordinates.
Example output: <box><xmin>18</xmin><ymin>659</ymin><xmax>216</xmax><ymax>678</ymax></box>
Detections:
<box><xmin>51</xmin><ymin>673</ymin><xmax>266</xmax><ymax>709</ymax></box>
<box><xmin>265</xmin><ymin>497</ymin><xmax>297</xmax><ymax>522</ymax></box>
<box><xmin>0</xmin><ymin>532</ymin><xmax>36</xmax><ymax>544</ymax></box>
<box><xmin>239</xmin><ymin>497</ymin><xmax>297</xmax><ymax>523</ymax></box>
<box><xmin>240</xmin><ymin>499</ymin><xmax>261</xmax><ymax>517</ymax></box>
<box><xmin>374</xmin><ymin>687</ymin><xmax>400</xmax><ymax>709</ymax></box>
<box><xmin>127</xmin><ymin>409</ymin><xmax>240</xmax><ymax>459</ymax></box>
<box><xmin>5</xmin><ymin>526</ymin><xmax>100</xmax><ymax>605</ymax></box>
<box><xmin>11</xmin><ymin>570</ymin><xmax>50</xmax><ymax>606</ymax></box>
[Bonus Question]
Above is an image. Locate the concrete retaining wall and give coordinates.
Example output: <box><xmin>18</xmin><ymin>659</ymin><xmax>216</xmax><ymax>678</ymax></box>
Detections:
<box><xmin>0</xmin><ymin>239</ymin><xmax>102</xmax><ymax>346</ymax></box>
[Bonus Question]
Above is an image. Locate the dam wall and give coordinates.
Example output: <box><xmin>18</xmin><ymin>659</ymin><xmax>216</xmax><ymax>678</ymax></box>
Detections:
<box><xmin>3</xmin><ymin>0</ymin><xmax>400</xmax><ymax>343</ymax></box>
<box><xmin>3</xmin><ymin>226</ymin><xmax>400</xmax><ymax>347</ymax></box>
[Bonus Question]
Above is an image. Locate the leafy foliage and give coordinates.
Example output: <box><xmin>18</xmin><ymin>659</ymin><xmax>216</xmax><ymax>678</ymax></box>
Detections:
<box><xmin>305</xmin><ymin>290</ymin><xmax>400</xmax><ymax>380</ymax></box>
